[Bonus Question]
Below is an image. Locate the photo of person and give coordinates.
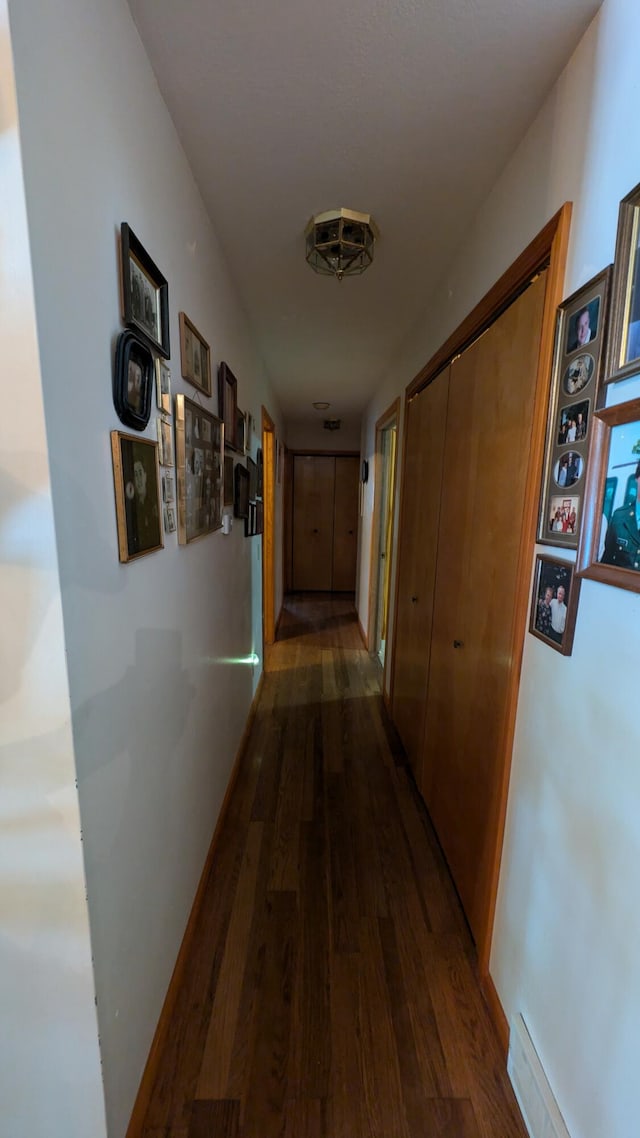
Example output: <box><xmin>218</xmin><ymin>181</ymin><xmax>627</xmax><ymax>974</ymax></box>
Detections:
<box><xmin>553</xmin><ymin>451</ymin><xmax>583</xmax><ymax>488</ymax></box>
<box><xmin>164</xmin><ymin>505</ymin><xmax>177</xmax><ymax>533</ymax></box>
<box><xmin>127</xmin><ymin>360</ymin><xmax>144</xmax><ymax>414</ymax></box>
<box><xmin>547</xmin><ymin>495</ymin><xmax>579</xmax><ymax>535</ymax></box>
<box><xmin>118</xmin><ymin>436</ymin><xmax>162</xmax><ymax>557</ymax></box>
<box><xmin>155</xmin><ymin>359</ymin><xmax>171</xmax><ymax>413</ymax></box>
<box><xmin>201</xmin><ymin>418</ymin><xmax>212</xmax><ymax>444</ymax></box>
<box><xmin>157</xmin><ymin>418</ymin><xmax>174</xmax><ymax>466</ymax></box>
<box><xmin>562</xmin><ymin>352</ymin><xmax>595</xmax><ymax>396</ymax></box>
<box><xmin>529</xmin><ymin>555</ymin><xmax>578</xmax><ymax>654</ymax></box>
<box><xmin>162</xmin><ymin>471</ymin><xmax>175</xmax><ymax>504</ymax></box>
<box><xmin>565</xmin><ymin>296</ymin><xmax>600</xmax><ymax>354</ymax></box>
<box><xmin>600</xmin><ymin>425</ymin><xmax>640</xmax><ymax>570</ymax></box>
<box><xmin>557</xmin><ymin>400</ymin><xmax>589</xmax><ymax>446</ymax></box>
<box><xmin>129</xmin><ymin>257</ymin><xmax>158</xmax><ymax>341</ymax></box>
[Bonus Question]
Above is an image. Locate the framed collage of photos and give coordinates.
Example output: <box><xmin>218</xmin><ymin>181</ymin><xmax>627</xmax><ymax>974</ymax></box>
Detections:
<box><xmin>111</xmin><ymin>431</ymin><xmax>163</xmax><ymax>562</ymax></box>
<box><xmin>529</xmin><ymin>555</ymin><xmax>580</xmax><ymax>656</ymax></box>
<box><xmin>175</xmin><ymin>394</ymin><xmax>224</xmax><ymax>544</ymax></box>
<box><xmin>537</xmin><ymin>267</ymin><xmax>611</xmax><ymax>549</ymax></box>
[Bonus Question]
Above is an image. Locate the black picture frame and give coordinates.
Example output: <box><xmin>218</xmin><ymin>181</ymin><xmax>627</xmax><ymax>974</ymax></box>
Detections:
<box><xmin>234</xmin><ymin>463</ymin><xmax>250</xmax><ymax>518</ymax></box>
<box><xmin>256</xmin><ymin>447</ymin><xmax>264</xmax><ymax>499</ymax></box>
<box><xmin>218</xmin><ymin>361</ymin><xmax>239</xmax><ymax>451</ymax></box>
<box><xmin>120</xmin><ymin>223</ymin><xmax>170</xmax><ymax>358</ymax></box>
<box><xmin>113</xmin><ymin>330</ymin><xmax>154</xmax><ymax>431</ymax></box>
<box><xmin>247</xmin><ymin>455</ymin><xmax>257</xmax><ymax>501</ymax></box>
<box><xmin>529</xmin><ymin>555</ymin><xmax>580</xmax><ymax>655</ymax></box>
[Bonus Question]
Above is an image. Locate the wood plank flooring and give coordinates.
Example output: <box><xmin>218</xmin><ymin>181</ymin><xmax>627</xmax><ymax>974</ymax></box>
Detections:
<box><xmin>140</xmin><ymin>594</ymin><xmax>527</xmax><ymax>1138</ymax></box>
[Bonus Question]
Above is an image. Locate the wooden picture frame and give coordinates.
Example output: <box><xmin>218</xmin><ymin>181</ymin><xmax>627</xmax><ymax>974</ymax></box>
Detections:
<box><xmin>236</xmin><ymin>407</ymin><xmax>248</xmax><ymax>455</ymax></box>
<box><xmin>179</xmin><ymin>312</ymin><xmax>211</xmax><ymax>396</ymax></box>
<box><xmin>529</xmin><ymin>554</ymin><xmax>580</xmax><ymax>655</ymax></box>
<box><xmin>113</xmin><ymin>330</ymin><xmax>154</xmax><ymax>431</ymax></box>
<box><xmin>218</xmin><ymin>362</ymin><xmax>238</xmax><ymax>451</ymax></box>
<box><xmin>155</xmin><ymin>358</ymin><xmax>171</xmax><ymax>414</ymax></box>
<box><xmin>223</xmin><ymin>455</ymin><xmax>234</xmax><ymax>508</ymax></box>
<box><xmin>537</xmin><ymin>267</ymin><xmax>611</xmax><ymax>548</ymax></box>
<box><xmin>120</xmin><ymin>223</ymin><xmax>170</xmax><ymax>358</ymax></box>
<box><xmin>577</xmin><ymin>397</ymin><xmax>640</xmax><ymax>592</ymax></box>
<box><xmin>247</xmin><ymin>455</ymin><xmax>257</xmax><ymax>501</ymax></box>
<box><xmin>175</xmin><ymin>393</ymin><xmax>224</xmax><ymax>544</ymax></box>
<box><xmin>234</xmin><ymin>462</ymin><xmax>249</xmax><ymax>518</ymax></box>
<box><xmin>110</xmin><ymin>431</ymin><xmax>163</xmax><ymax>562</ymax></box>
<box><xmin>606</xmin><ymin>182</ymin><xmax>640</xmax><ymax>384</ymax></box>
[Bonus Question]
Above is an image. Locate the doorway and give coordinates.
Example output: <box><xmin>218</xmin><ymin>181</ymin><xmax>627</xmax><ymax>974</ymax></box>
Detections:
<box><xmin>262</xmin><ymin>407</ymin><xmax>276</xmax><ymax>646</ymax></box>
<box><xmin>367</xmin><ymin>400</ymin><xmax>399</xmax><ymax>690</ymax></box>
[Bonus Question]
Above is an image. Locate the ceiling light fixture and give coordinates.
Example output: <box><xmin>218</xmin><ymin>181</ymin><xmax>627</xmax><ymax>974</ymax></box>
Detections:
<box><xmin>305</xmin><ymin>208</ymin><xmax>378</xmax><ymax>281</ymax></box>
<box><xmin>312</xmin><ymin>401</ymin><xmax>330</xmax><ymax>411</ymax></box>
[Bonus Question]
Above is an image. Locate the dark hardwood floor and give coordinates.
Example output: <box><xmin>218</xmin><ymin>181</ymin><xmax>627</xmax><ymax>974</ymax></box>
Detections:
<box><xmin>140</xmin><ymin>593</ymin><xmax>527</xmax><ymax>1138</ymax></box>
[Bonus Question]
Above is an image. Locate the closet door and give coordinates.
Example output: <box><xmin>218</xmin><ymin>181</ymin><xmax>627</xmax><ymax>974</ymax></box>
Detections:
<box><xmin>391</xmin><ymin>370</ymin><xmax>449</xmax><ymax>773</ymax></box>
<box><xmin>292</xmin><ymin>455</ymin><xmax>335</xmax><ymax>590</ymax></box>
<box><xmin>422</xmin><ymin>272</ymin><xmax>547</xmax><ymax>944</ymax></box>
<box><xmin>332</xmin><ymin>456</ymin><xmax>360</xmax><ymax>590</ymax></box>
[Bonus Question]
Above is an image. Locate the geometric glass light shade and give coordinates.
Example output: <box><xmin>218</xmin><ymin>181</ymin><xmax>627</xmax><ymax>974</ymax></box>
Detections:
<box><xmin>305</xmin><ymin>207</ymin><xmax>379</xmax><ymax>281</ymax></box>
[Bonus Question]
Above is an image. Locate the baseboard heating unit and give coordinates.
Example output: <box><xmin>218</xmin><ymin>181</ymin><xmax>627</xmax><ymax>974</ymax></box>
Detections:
<box><xmin>507</xmin><ymin>1013</ymin><xmax>572</xmax><ymax>1138</ymax></box>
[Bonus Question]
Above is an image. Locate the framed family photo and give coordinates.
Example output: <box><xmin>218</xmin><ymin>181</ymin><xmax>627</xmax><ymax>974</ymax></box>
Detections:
<box><xmin>174</xmin><ymin>393</ymin><xmax>224</xmax><ymax>544</ymax></box>
<box><xmin>537</xmin><ymin>266</ymin><xmax>611</xmax><ymax>548</ymax></box>
<box><xmin>529</xmin><ymin>555</ymin><xmax>580</xmax><ymax>655</ymax></box>
<box><xmin>110</xmin><ymin>431</ymin><xmax>164</xmax><ymax>562</ymax></box>
<box><xmin>179</xmin><ymin>312</ymin><xmax>211</xmax><ymax>396</ymax></box>
<box><xmin>155</xmin><ymin>358</ymin><xmax>171</xmax><ymax>414</ymax></box>
<box><xmin>120</xmin><ymin>223</ymin><xmax>170</xmax><ymax>358</ymax></box>
<box><xmin>218</xmin><ymin>362</ymin><xmax>239</xmax><ymax>451</ymax></box>
<box><xmin>606</xmin><ymin>181</ymin><xmax>640</xmax><ymax>384</ymax></box>
<box><xmin>577</xmin><ymin>397</ymin><xmax>640</xmax><ymax>594</ymax></box>
<box><xmin>113</xmin><ymin>330</ymin><xmax>153</xmax><ymax>431</ymax></box>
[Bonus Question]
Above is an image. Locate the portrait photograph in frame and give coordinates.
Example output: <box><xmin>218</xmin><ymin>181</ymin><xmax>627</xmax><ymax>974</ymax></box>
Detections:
<box><xmin>577</xmin><ymin>397</ymin><xmax>640</xmax><ymax>593</ymax></box>
<box><xmin>175</xmin><ymin>393</ymin><xmax>224</xmax><ymax>544</ymax></box>
<box><xmin>179</xmin><ymin>312</ymin><xmax>211</xmax><ymax>397</ymax></box>
<box><xmin>219</xmin><ymin>361</ymin><xmax>238</xmax><ymax>451</ymax></box>
<box><xmin>120</xmin><ymin>223</ymin><xmax>170</xmax><ymax>358</ymax></box>
<box><xmin>236</xmin><ymin>408</ymin><xmax>248</xmax><ymax>456</ymax></box>
<box><xmin>110</xmin><ymin>430</ymin><xmax>163</xmax><ymax>562</ymax></box>
<box><xmin>113</xmin><ymin>330</ymin><xmax>153</xmax><ymax>431</ymax></box>
<box><xmin>537</xmin><ymin>266</ymin><xmax>611</xmax><ymax>549</ymax></box>
<box><xmin>606</xmin><ymin>181</ymin><xmax>640</xmax><ymax>384</ymax></box>
<box><xmin>234</xmin><ymin>462</ymin><xmax>250</xmax><ymax>518</ymax></box>
<box><xmin>157</xmin><ymin>416</ymin><xmax>174</xmax><ymax>467</ymax></box>
<box><xmin>529</xmin><ymin>554</ymin><xmax>580</xmax><ymax>656</ymax></box>
<box><xmin>155</xmin><ymin>358</ymin><xmax>171</xmax><ymax>414</ymax></box>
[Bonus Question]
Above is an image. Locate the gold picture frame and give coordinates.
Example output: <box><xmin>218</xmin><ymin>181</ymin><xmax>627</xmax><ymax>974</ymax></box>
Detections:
<box><xmin>175</xmin><ymin>393</ymin><xmax>224</xmax><ymax>544</ymax></box>
<box><xmin>110</xmin><ymin>431</ymin><xmax>164</xmax><ymax>562</ymax></box>
<box><xmin>606</xmin><ymin>181</ymin><xmax>640</xmax><ymax>384</ymax></box>
<box><xmin>179</xmin><ymin>311</ymin><xmax>212</xmax><ymax>397</ymax></box>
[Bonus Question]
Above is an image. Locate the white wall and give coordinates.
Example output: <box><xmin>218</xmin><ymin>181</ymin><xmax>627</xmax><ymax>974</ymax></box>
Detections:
<box><xmin>286</xmin><ymin>416</ymin><xmax>362</xmax><ymax>451</ymax></box>
<box><xmin>360</xmin><ymin>1</ymin><xmax>640</xmax><ymax>1135</ymax></box>
<box><xmin>7</xmin><ymin>1</ymin><xmax>282</xmax><ymax>1135</ymax></box>
<box><xmin>0</xmin><ymin>5</ymin><xmax>107</xmax><ymax>1136</ymax></box>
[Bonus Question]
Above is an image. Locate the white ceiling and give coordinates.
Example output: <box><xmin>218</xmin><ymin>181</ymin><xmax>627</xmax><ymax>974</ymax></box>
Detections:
<box><xmin>129</xmin><ymin>0</ymin><xmax>600</xmax><ymax>426</ymax></box>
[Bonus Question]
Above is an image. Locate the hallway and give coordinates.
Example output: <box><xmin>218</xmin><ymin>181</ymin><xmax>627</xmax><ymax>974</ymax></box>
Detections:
<box><xmin>140</xmin><ymin>595</ymin><xmax>527</xmax><ymax>1138</ymax></box>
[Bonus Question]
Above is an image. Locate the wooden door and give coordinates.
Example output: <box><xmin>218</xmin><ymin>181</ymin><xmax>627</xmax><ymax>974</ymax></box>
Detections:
<box><xmin>422</xmin><ymin>272</ymin><xmax>547</xmax><ymax>944</ymax></box>
<box><xmin>332</xmin><ymin>456</ymin><xmax>359</xmax><ymax>591</ymax></box>
<box><xmin>292</xmin><ymin>455</ymin><xmax>335</xmax><ymax>590</ymax></box>
<box><xmin>391</xmin><ymin>369</ymin><xmax>449</xmax><ymax>773</ymax></box>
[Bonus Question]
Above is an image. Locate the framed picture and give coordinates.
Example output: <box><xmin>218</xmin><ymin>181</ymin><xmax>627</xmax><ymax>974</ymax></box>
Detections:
<box><xmin>577</xmin><ymin>397</ymin><xmax>640</xmax><ymax>593</ymax></box>
<box><xmin>164</xmin><ymin>505</ymin><xmax>177</xmax><ymax>533</ymax></box>
<box><xmin>161</xmin><ymin>469</ymin><xmax>175</xmax><ymax>505</ymax></box>
<box><xmin>175</xmin><ymin>393</ymin><xmax>224</xmax><ymax>543</ymax></box>
<box><xmin>218</xmin><ymin>362</ymin><xmax>238</xmax><ymax>451</ymax></box>
<box><xmin>606</xmin><ymin>182</ymin><xmax>640</xmax><ymax>384</ymax></box>
<box><xmin>113</xmin><ymin>330</ymin><xmax>153</xmax><ymax>431</ymax></box>
<box><xmin>245</xmin><ymin>500</ymin><xmax>257</xmax><ymax>538</ymax></box>
<box><xmin>110</xmin><ymin>431</ymin><xmax>163</xmax><ymax>562</ymax></box>
<box><xmin>256</xmin><ymin>498</ymin><xmax>264</xmax><ymax>535</ymax></box>
<box><xmin>157</xmin><ymin>416</ymin><xmax>174</xmax><ymax>466</ymax></box>
<box><xmin>529</xmin><ymin>555</ymin><xmax>580</xmax><ymax>655</ymax></box>
<box><xmin>155</xmin><ymin>359</ymin><xmax>171</xmax><ymax>414</ymax></box>
<box><xmin>120</xmin><ymin>223</ymin><xmax>170</xmax><ymax>358</ymax></box>
<box><xmin>236</xmin><ymin>408</ymin><xmax>248</xmax><ymax>455</ymax></box>
<box><xmin>234</xmin><ymin>462</ymin><xmax>250</xmax><ymax>518</ymax></box>
<box><xmin>179</xmin><ymin>312</ymin><xmax>211</xmax><ymax>396</ymax></box>
<box><xmin>224</xmin><ymin>455</ymin><xmax>234</xmax><ymax>508</ymax></box>
<box><xmin>247</xmin><ymin>455</ymin><xmax>257</xmax><ymax>501</ymax></box>
<box><xmin>537</xmin><ymin>267</ymin><xmax>611</xmax><ymax>548</ymax></box>
<box><xmin>256</xmin><ymin>447</ymin><xmax>264</xmax><ymax>499</ymax></box>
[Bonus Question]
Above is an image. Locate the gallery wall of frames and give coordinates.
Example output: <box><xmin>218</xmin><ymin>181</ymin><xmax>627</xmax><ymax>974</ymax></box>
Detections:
<box><xmin>111</xmin><ymin>223</ymin><xmax>267</xmax><ymax>562</ymax></box>
<box><xmin>530</xmin><ymin>179</ymin><xmax>640</xmax><ymax>654</ymax></box>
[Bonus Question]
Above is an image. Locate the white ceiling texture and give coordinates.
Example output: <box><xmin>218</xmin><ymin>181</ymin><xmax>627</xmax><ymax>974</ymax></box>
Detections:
<box><xmin>129</xmin><ymin>0</ymin><xmax>600</xmax><ymax>428</ymax></box>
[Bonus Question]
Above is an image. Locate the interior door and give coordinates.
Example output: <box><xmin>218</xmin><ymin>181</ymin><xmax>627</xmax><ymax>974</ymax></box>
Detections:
<box><xmin>292</xmin><ymin>455</ymin><xmax>335</xmax><ymax>590</ymax></box>
<box><xmin>332</xmin><ymin>456</ymin><xmax>359</xmax><ymax>591</ymax></box>
<box><xmin>391</xmin><ymin>369</ymin><xmax>449</xmax><ymax>772</ymax></box>
<box><xmin>422</xmin><ymin>272</ymin><xmax>547</xmax><ymax>943</ymax></box>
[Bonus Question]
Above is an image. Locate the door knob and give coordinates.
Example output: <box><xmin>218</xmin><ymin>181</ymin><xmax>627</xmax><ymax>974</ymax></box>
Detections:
<box><xmin>453</xmin><ymin>639</ymin><xmax>464</xmax><ymax>648</ymax></box>
<box><xmin>348</xmin><ymin>529</ymin><xmax>354</xmax><ymax>535</ymax></box>
<box><xmin>312</xmin><ymin>528</ymin><xmax>319</xmax><ymax>534</ymax></box>
<box><xmin>411</xmin><ymin>595</ymin><xmax>418</xmax><ymax>603</ymax></box>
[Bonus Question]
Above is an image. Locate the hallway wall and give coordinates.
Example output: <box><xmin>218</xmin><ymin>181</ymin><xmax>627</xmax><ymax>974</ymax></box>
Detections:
<box><xmin>7</xmin><ymin>0</ymin><xmax>282</xmax><ymax>1135</ymax></box>
<box><xmin>359</xmin><ymin>1</ymin><xmax>640</xmax><ymax>1135</ymax></box>
<box><xmin>0</xmin><ymin>5</ymin><xmax>106</xmax><ymax>1135</ymax></box>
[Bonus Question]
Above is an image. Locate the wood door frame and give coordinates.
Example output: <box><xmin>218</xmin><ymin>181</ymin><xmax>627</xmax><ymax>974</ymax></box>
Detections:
<box><xmin>367</xmin><ymin>398</ymin><xmax>400</xmax><ymax>699</ymax></box>
<box><xmin>390</xmin><ymin>203</ymin><xmax>572</xmax><ymax>989</ymax></box>
<box><xmin>262</xmin><ymin>407</ymin><xmax>276</xmax><ymax>648</ymax></box>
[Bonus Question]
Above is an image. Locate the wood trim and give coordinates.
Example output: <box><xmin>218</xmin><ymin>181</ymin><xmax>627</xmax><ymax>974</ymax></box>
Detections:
<box><xmin>357</xmin><ymin>615</ymin><xmax>368</xmax><ymax>650</ymax></box>
<box><xmin>388</xmin><ymin>389</ymin><xmax>410</xmax><ymax>713</ymax></box>
<box><xmin>125</xmin><ymin>671</ymin><xmax>265</xmax><ymax>1138</ymax></box>
<box><xmin>283</xmin><ymin>447</ymin><xmax>293</xmax><ymax>594</ymax></box>
<box><xmin>366</xmin><ymin>399</ymin><xmax>400</xmax><ymax>666</ymax></box>
<box><xmin>262</xmin><ymin>407</ymin><xmax>276</xmax><ymax>647</ymax></box>
<box><xmin>407</xmin><ymin>205</ymin><xmax>573</xmax><ymax>399</ymax></box>
<box><xmin>477</xmin><ymin>202</ymin><xmax>572</xmax><ymax>975</ymax></box>
<box><xmin>481</xmin><ymin>971</ymin><xmax>510</xmax><ymax>1058</ymax></box>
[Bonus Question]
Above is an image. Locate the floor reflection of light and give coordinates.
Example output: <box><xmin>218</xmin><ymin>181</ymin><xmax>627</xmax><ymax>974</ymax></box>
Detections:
<box><xmin>203</xmin><ymin>653</ymin><xmax>260</xmax><ymax>667</ymax></box>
